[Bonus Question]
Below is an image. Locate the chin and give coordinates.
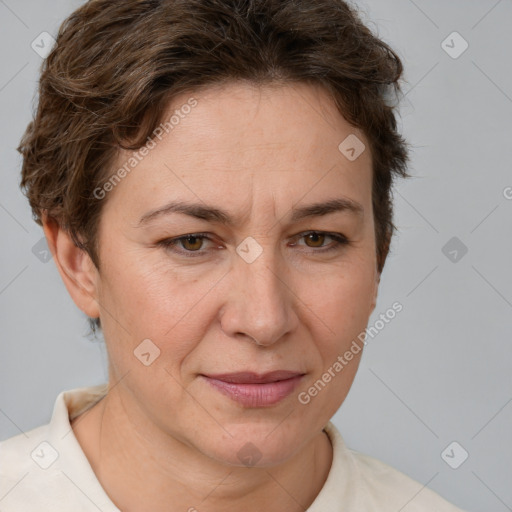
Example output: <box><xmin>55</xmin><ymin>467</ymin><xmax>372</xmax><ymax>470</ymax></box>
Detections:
<box><xmin>203</xmin><ymin>421</ymin><xmax>309</xmax><ymax>468</ymax></box>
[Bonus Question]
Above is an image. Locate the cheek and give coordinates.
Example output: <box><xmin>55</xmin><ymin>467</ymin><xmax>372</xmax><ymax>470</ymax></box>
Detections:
<box><xmin>97</xmin><ymin>256</ymin><xmax>227</xmax><ymax>368</ymax></box>
<box><xmin>295</xmin><ymin>270</ymin><xmax>371</xmax><ymax>416</ymax></box>
<box><xmin>302</xmin><ymin>263</ymin><xmax>375</xmax><ymax>333</ymax></box>
<box><xmin>98</xmin><ymin>236</ymin><xmax>376</xmax><ymax>354</ymax></box>
<box><xmin>297</xmin><ymin>264</ymin><xmax>375</xmax><ymax>404</ymax></box>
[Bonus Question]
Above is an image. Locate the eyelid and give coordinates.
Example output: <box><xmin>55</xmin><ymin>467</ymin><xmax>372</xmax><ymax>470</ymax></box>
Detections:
<box><xmin>289</xmin><ymin>231</ymin><xmax>349</xmax><ymax>252</ymax></box>
<box><xmin>158</xmin><ymin>232</ymin><xmax>218</xmax><ymax>257</ymax></box>
<box><xmin>158</xmin><ymin>230</ymin><xmax>349</xmax><ymax>257</ymax></box>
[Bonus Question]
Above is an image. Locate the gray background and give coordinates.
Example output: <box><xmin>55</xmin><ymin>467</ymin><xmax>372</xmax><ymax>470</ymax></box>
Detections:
<box><xmin>1</xmin><ymin>1</ymin><xmax>511</xmax><ymax>510</ymax></box>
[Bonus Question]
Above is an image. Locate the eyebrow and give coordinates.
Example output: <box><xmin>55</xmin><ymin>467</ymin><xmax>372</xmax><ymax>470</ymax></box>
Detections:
<box><xmin>137</xmin><ymin>197</ymin><xmax>364</xmax><ymax>227</ymax></box>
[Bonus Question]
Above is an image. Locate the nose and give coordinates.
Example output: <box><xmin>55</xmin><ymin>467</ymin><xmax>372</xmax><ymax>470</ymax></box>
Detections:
<box><xmin>219</xmin><ymin>246</ymin><xmax>297</xmax><ymax>347</ymax></box>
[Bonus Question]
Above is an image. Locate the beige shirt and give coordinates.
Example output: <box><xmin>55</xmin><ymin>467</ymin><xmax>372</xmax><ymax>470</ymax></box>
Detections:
<box><xmin>0</xmin><ymin>384</ymin><xmax>466</xmax><ymax>511</ymax></box>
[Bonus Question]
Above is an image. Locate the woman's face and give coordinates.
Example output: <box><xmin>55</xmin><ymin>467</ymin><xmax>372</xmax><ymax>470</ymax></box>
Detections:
<box><xmin>91</xmin><ymin>81</ymin><xmax>379</xmax><ymax>466</ymax></box>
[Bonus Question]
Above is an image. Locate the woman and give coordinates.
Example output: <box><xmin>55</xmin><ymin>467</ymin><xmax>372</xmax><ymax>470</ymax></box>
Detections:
<box><xmin>0</xmin><ymin>0</ymin><xmax>466</xmax><ymax>510</ymax></box>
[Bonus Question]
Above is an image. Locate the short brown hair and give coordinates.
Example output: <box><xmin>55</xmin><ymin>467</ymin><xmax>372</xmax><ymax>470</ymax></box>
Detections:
<box><xmin>19</xmin><ymin>0</ymin><xmax>410</xmax><ymax>332</ymax></box>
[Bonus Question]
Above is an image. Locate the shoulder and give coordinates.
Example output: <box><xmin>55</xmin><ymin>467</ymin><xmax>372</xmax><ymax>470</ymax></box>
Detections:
<box><xmin>321</xmin><ymin>421</ymin><xmax>467</xmax><ymax>512</ymax></box>
<box><xmin>0</xmin><ymin>423</ymin><xmax>60</xmax><ymax>508</ymax></box>
<box><xmin>0</xmin><ymin>385</ymin><xmax>116</xmax><ymax>511</ymax></box>
<box><xmin>0</xmin><ymin>423</ymin><xmax>49</xmax><ymax>472</ymax></box>
<box><xmin>348</xmin><ymin>449</ymin><xmax>465</xmax><ymax>511</ymax></box>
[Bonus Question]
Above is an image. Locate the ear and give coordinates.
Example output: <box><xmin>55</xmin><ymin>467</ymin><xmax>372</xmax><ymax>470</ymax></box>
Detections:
<box><xmin>42</xmin><ymin>214</ymin><xmax>100</xmax><ymax>320</ymax></box>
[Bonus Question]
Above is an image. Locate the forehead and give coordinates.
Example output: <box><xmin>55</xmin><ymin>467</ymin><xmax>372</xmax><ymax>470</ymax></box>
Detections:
<box><xmin>161</xmin><ymin>81</ymin><xmax>368</xmax><ymax>166</ymax></box>
<box><xmin>103</xmin><ymin>81</ymin><xmax>373</xmax><ymax>220</ymax></box>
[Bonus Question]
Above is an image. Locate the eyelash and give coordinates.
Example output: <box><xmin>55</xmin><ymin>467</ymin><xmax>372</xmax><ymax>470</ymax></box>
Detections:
<box><xmin>157</xmin><ymin>231</ymin><xmax>349</xmax><ymax>258</ymax></box>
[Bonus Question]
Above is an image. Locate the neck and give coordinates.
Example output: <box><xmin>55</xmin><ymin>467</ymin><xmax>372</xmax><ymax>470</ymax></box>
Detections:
<box><xmin>71</xmin><ymin>386</ymin><xmax>333</xmax><ymax>512</ymax></box>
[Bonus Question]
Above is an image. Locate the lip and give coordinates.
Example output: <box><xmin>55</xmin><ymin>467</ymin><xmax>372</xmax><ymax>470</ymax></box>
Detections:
<box><xmin>201</xmin><ymin>371</ymin><xmax>304</xmax><ymax>407</ymax></box>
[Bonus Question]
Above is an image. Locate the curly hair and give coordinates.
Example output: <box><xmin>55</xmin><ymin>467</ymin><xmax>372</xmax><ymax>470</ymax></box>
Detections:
<box><xmin>18</xmin><ymin>0</ymin><xmax>410</xmax><ymax>332</ymax></box>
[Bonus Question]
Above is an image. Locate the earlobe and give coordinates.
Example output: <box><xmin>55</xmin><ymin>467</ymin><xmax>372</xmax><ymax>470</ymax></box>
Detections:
<box><xmin>42</xmin><ymin>214</ymin><xmax>100</xmax><ymax>319</ymax></box>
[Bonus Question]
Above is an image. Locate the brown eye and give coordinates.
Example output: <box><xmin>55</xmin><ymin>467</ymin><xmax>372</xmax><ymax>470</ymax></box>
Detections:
<box><xmin>304</xmin><ymin>232</ymin><xmax>326</xmax><ymax>248</ymax></box>
<box><xmin>158</xmin><ymin>232</ymin><xmax>219</xmax><ymax>258</ymax></box>
<box><xmin>291</xmin><ymin>231</ymin><xmax>349</xmax><ymax>253</ymax></box>
<box><xmin>180</xmin><ymin>235</ymin><xmax>204</xmax><ymax>251</ymax></box>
